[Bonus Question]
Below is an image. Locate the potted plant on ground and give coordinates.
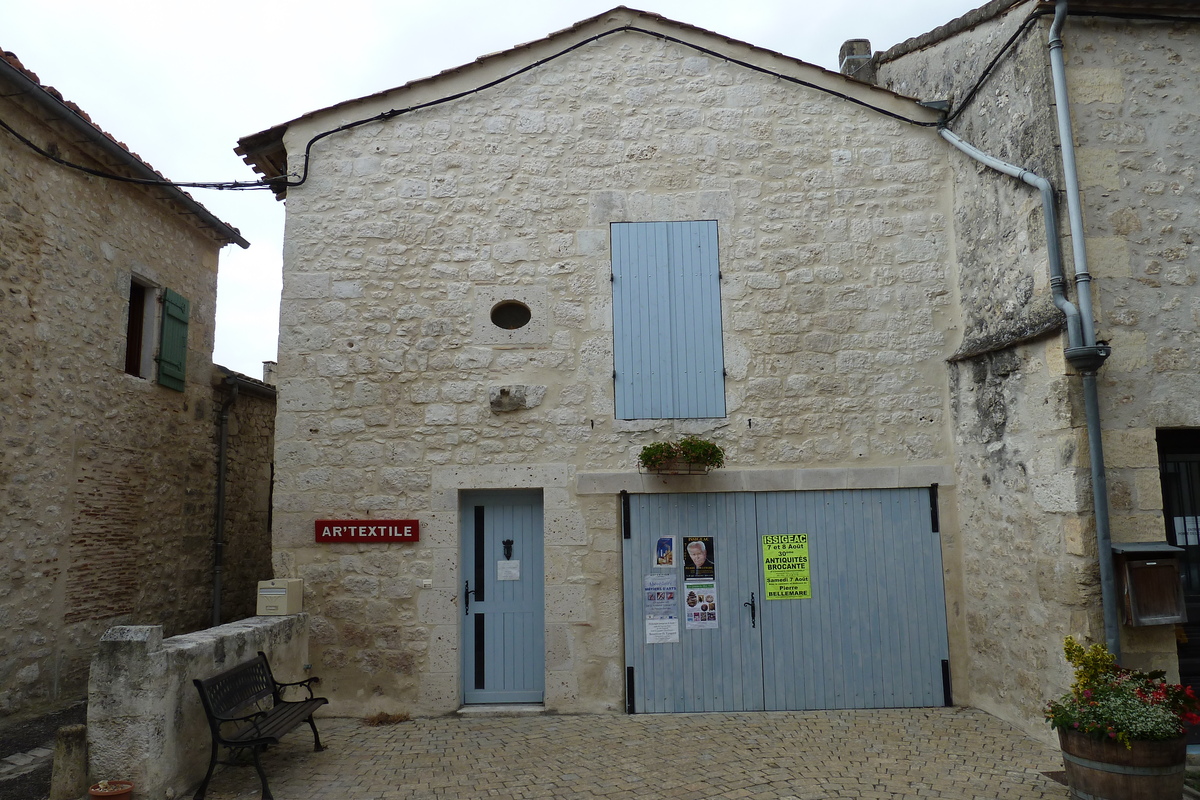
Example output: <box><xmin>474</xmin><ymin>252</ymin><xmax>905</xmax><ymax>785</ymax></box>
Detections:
<box><xmin>637</xmin><ymin>436</ymin><xmax>725</xmax><ymax>474</ymax></box>
<box><xmin>88</xmin><ymin>780</ymin><xmax>133</xmax><ymax>799</ymax></box>
<box><xmin>1044</xmin><ymin>636</ymin><xmax>1200</xmax><ymax>799</ymax></box>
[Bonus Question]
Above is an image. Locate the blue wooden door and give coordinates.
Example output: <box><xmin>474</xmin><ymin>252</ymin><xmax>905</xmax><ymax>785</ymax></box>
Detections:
<box><xmin>622</xmin><ymin>489</ymin><xmax>949</xmax><ymax>712</ymax></box>
<box><xmin>461</xmin><ymin>490</ymin><xmax>544</xmax><ymax>704</ymax></box>
<box><xmin>756</xmin><ymin>489</ymin><xmax>950</xmax><ymax>710</ymax></box>
<box><xmin>621</xmin><ymin>492</ymin><xmax>764</xmax><ymax>712</ymax></box>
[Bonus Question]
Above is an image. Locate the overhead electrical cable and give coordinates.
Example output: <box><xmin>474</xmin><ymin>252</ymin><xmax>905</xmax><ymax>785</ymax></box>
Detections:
<box><xmin>8</xmin><ymin>10</ymin><xmax>1197</xmax><ymax>192</ymax></box>
<box><xmin>279</xmin><ymin>24</ymin><xmax>943</xmax><ymax>191</ymax></box>
<box><xmin>0</xmin><ymin>115</ymin><xmax>271</xmax><ymax>190</ymax></box>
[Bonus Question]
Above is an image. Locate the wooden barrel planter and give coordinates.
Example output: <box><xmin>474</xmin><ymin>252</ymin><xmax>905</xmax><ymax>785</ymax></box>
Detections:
<box><xmin>1058</xmin><ymin>730</ymin><xmax>1185</xmax><ymax>800</ymax></box>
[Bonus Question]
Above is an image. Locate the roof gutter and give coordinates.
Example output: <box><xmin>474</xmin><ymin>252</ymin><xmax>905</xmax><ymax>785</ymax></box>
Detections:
<box><xmin>0</xmin><ymin>57</ymin><xmax>250</xmax><ymax>249</ymax></box>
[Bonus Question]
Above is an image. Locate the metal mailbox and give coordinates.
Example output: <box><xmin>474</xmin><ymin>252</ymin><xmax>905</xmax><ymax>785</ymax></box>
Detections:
<box><xmin>257</xmin><ymin>578</ymin><xmax>303</xmax><ymax>615</ymax></box>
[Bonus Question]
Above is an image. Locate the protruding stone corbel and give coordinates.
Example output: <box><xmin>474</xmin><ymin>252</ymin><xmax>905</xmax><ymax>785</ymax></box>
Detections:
<box><xmin>489</xmin><ymin>385</ymin><xmax>546</xmax><ymax>413</ymax></box>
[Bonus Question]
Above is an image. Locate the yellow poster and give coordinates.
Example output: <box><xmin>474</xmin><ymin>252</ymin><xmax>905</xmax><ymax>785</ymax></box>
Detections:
<box><xmin>762</xmin><ymin>534</ymin><xmax>811</xmax><ymax>600</ymax></box>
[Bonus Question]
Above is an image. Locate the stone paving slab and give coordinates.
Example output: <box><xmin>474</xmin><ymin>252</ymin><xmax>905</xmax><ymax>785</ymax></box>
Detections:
<box><xmin>198</xmin><ymin>707</ymin><xmax>1070</xmax><ymax>800</ymax></box>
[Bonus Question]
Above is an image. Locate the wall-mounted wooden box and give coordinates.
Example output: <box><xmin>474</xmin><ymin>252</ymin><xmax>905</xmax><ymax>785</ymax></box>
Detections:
<box><xmin>1112</xmin><ymin>543</ymin><xmax>1186</xmax><ymax>627</ymax></box>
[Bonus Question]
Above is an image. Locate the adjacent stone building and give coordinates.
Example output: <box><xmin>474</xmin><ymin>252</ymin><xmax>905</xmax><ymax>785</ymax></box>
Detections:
<box><xmin>860</xmin><ymin>0</ymin><xmax>1200</xmax><ymax>738</ymax></box>
<box><xmin>212</xmin><ymin>367</ymin><xmax>279</xmax><ymax>625</ymax></box>
<box><xmin>237</xmin><ymin>2</ymin><xmax>1197</xmax><ymax>739</ymax></box>
<box><xmin>0</xmin><ymin>49</ymin><xmax>271</xmax><ymax>721</ymax></box>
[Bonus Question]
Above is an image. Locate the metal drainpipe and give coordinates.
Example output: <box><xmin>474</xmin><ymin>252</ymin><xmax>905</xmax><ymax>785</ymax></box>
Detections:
<box><xmin>1049</xmin><ymin>0</ymin><xmax>1120</xmax><ymax>659</ymax></box>
<box><xmin>937</xmin><ymin>128</ymin><xmax>1081</xmax><ymax>344</ymax></box>
<box><xmin>214</xmin><ymin>382</ymin><xmax>239</xmax><ymax>627</ymax></box>
<box><xmin>938</xmin><ymin>124</ymin><xmax>1118</xmax><ymax>657</ymax></box>
<box><xmin>1049</xmin><ymin>1</ymin><xmax>1097</xmax><ymax>347</ymax></box>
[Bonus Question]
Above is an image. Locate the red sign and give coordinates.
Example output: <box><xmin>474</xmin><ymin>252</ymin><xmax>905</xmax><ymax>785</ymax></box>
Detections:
<box><xmin>314</xmin><ymin>520</ymin><xmax>420</xmax><ymax>543</ymax></box>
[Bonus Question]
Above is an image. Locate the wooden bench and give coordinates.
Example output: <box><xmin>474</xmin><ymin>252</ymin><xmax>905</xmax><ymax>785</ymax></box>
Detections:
<box><xmin>192</xmin><ymin>651</ymin><xmax>328</xmax><ymax>800</ymax></box>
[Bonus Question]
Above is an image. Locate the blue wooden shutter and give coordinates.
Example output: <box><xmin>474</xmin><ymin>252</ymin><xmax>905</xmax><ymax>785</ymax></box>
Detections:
<box><xmin>612</xmin><ymin>221</ymin><xmax>725</xmax><ymax>419</ymax></box>
<box><xmin>157</xmin><ymin>288</ymin><xmax>189</xmax><ymax>392</ymax></box>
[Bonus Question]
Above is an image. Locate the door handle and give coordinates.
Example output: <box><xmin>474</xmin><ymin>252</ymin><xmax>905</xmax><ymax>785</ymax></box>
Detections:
<box><xmin>464</xmin><ymin>580</ymin><xmax>477</xmax><ymax>616</ymax></box>
<box><xmin>744</xmin><ymin>592</ymin><xmax>756</xmax><ymax>628</ymax></box>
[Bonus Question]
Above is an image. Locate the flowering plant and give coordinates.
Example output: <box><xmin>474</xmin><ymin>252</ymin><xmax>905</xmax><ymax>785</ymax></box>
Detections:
<box><xmin>1044</xmin><ymin>636</ymin><xmax>1200</xmax><ymax>748</ymax></box>
<box><xmin>637</xmin><ymin>436</ymin><xmax>725</xmax><ymax>471</ymax></box>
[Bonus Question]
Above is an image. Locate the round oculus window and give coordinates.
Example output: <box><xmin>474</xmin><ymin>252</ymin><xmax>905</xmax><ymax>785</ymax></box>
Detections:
<box><xmin>490</xmin><ymin>300</ymin><xmax>532</xmax><ymax>330</ymax></box>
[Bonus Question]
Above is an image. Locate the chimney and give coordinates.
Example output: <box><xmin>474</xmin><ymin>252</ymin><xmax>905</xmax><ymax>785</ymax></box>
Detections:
<box><xmin>262</xmin><ymin>360</ymin><xmax>277</xmax><ymax>385</ymax></box>
<box><xmin>839</xmin><ymin>39</ymin><xmax>875</xmax><ymax>83</ymax></box>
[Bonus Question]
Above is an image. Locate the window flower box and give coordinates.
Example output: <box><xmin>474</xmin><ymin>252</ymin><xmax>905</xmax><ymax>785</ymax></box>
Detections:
<box><xmin>637</xmin><ymin>437</ymin><xmax>725</xmax><ymax>475</ymax></box>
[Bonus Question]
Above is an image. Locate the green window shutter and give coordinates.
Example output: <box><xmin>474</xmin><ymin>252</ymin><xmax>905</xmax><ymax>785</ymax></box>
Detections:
<box><xmin>157</xmin><ymin>288</ymin><xmax>189</xmax><ymax>392</ymax></box>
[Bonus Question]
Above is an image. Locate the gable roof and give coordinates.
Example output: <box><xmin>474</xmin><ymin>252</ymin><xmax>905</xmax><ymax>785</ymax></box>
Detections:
<box><xmin>0</xmin><ymin>49</ymin><xmax>249</xmax><ymax>249</ymax></box>
<box><xmin>237</xmin><ymin>6</ymin><xmax>942</xmax><ymax>200</ymax></box>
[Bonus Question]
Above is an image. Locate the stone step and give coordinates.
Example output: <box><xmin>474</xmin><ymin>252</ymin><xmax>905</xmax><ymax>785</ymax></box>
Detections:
<box><xmin>456</xmin><ymin>704</ymin><xmax>545</xmax><ymax>717</ymax></box>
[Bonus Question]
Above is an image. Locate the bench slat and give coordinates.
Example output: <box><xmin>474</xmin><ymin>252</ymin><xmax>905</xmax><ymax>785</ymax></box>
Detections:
<box><xmin>226</xmin><ymin>699</ymin><xmax>327</xmax><ymax>744</ymax></box>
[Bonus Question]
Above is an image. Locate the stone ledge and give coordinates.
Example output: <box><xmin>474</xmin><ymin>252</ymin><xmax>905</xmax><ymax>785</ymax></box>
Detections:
<box><xmin>432</xmin><ymin>464</ymin><xmax>572</xmax><ymax>492</ymax></box>
<box><xmin>575</xmin><ymin>465</ymin><xmax>955</xmax><ymax>494</ymax></box>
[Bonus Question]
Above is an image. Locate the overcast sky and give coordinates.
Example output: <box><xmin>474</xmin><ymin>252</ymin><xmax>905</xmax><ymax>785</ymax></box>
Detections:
<box><xmin>2</xmin><ymin>0</ymin><xmax>984</xmax><ymax>377</ymax></box>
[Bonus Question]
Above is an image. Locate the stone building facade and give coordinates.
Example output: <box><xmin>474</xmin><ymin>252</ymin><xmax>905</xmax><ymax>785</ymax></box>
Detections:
<box><xmin>238</xmin><ymin>3</ymin><xmax>1197</xmax><ymax>738</ymax></box>
<box><xmin>863</xmin><ymin>0</ymin><xmax>1200</xmax><ymax>739</ymax></box>
<box><xmin>0</xmin><ymin>50</ymin><xmax>263</xmax><ymax>720</ymax></box>
<box><xmin>241</xmin><ymin>6</ymin><xmax>971</xmax><ymax>720</ymax></box>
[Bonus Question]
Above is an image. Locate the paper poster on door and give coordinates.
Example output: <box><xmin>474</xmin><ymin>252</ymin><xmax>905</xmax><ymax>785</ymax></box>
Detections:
<box><xmin>762</xmin><ymin>534</ymin><xmax>811</xmax><ymax>599</ymax></box>
<box><xmin>497</xmin><ymin>560</ymin><xmax>520</xmax><ymax>581</ymax></box>
<box><xmin>684</xmin><ymin>582</ymin><xmax>718</xmax><ymax>629</ymax></box>
<box><xmin>683</xmin><ymin>536</ymin><xmax>715</xmax><ymax>581</ymax></box>
<box><xmin>654</xmin><ymin>536</ymin><xmax>676</xmax><ymax>568</ymax></box>
<box><xmin>644</xmin><ymin>572</ymin><xmax>679</xmax><ymax>644</ymax></box>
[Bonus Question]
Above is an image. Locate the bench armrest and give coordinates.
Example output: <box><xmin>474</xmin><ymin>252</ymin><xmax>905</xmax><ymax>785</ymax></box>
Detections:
<box><xmin>275</xmin><ymin>676</ymin><xmax>321</xmax><ymax>700</ymax></box>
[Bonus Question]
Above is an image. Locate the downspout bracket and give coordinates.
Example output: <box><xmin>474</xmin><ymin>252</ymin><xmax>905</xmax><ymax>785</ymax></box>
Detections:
<box><xmin>1064</xmin><ymin>344</ymin><xmax>1111</xmax><ymax>373</ymax></box>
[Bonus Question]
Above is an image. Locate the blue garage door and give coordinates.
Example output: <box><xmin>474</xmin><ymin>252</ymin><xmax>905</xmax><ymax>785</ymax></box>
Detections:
<box><xmin>622</xmin><ymin>489</ymin><xmax>950</xmax><ymax>712</ymax></box>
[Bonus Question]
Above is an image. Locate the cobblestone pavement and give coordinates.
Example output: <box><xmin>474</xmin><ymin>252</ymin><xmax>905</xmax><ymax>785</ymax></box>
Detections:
<box><xmin>0</xmin><ymin>702</ymin><xmax>85</xmax><ymax>800</ymax></box>
<box><xmin>198</xmin><ymin>707</ymin><xmax>1070</xmax><ymax>800</ymax></box>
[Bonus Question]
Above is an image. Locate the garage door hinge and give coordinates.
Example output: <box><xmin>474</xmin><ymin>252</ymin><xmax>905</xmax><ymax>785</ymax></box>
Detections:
<box><xmin>621</xmin><ymin>490</ymin><xmax>631</xmax><ymax>540</ymax></box>
<box><xmin>929</xmin><ymin>484</ymin><xmax>940</xmax><ymax>533</ymax></box>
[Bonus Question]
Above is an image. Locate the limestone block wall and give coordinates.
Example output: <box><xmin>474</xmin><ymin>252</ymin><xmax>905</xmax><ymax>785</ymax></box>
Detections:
<box><xmin>1060</xmin><ymin>17</ymin><xmax>1200</xmax><ymax>563</ymax></box>
<box><xmin>272</xmin><ymin>13</ymin><xmax>961</xmax><ymax>717</ymax></box>
<box><xmin>0</xmin><ymin>84</ymin><xmax>224</xmax><ymax>719</ymax></box>
<box><xmin>877</xmin><ymin>4</ymin><xmax>1063</xmax><ymax>357</ymax></box>
<box><xmin>876</xmin><ymin>2</ymin><xmax>1194</xmax><ymax>738</ymax></box>
<box><xmin>877</xmin><ymin>6</ymin><xmax>1092</xmax><ymax>738</ymax></box>
<box><xmin>87</xmin><ymin>617</ymin><xmax>309</xmax><ymax>800</ymax></box>
<box><xmin>212</xmin><ymin>371</ymin><xmax>277</xmax><ymax>623</ymax></box>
